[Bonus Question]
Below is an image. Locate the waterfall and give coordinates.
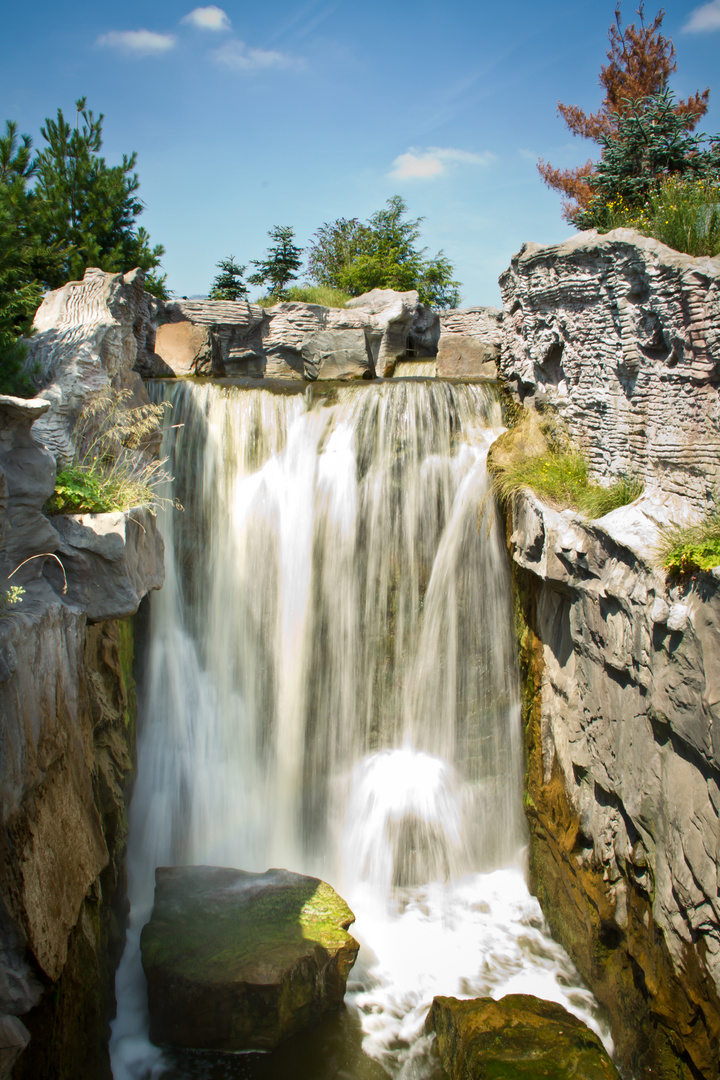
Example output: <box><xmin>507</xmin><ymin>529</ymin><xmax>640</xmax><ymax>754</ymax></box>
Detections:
<box><xmin>110</xmin><ymin>380</ymin><xmax>608</xmax><ymax>1079</ymax></box>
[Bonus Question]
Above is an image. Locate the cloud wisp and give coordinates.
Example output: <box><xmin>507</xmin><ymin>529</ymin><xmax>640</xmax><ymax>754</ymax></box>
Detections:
<box><xmin>213</xmin><ymin>39</ymin><xmax>302</xmax><ymax>72</ymax></box>
<box><xmin>95</xmin><ymin>29</ymin><xmax>177</xmax><ymax>55</ymax></box>
<box><xmin>182</xmin><ymin>6</ymin><xmax>232</xmax><ymax>32</ymax></box>
<box><xmin>683</xmin><ymin>0</ymin><xmax>720</xmax><ymax>32</ymax></box>
<box><xmin>388</xmin><ymin>147</ymin><xmax>495</xmax><ymax>181</ymax></box>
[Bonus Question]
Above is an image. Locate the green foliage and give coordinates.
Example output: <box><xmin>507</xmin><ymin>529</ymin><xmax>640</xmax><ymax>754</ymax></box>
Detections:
<box><xmin>209</xmin><ymin>255</ymin><xmax>248</xmax><ymax>301</ymax></box>
<box><xmin>578</xmin><ymin>176</ymin><xmax>720</xmax><ymax>258</ymax></box>
<box><xmin>576</xmin><ymin>89</ymin><xmax>720</xmax><ymax>229</ymax></box>
<box><xmin>306</xmin><ymin>196</ymin><xmax>462</xmax><ymax>309</ymax></box>
<box><xmin>0</xmin><ymin>584</ymin><xmax>25</xmax><ymax>615</ymax></box>
<box><xmin>657</xmin><ymin>510</ymin><xmax>720</xmax><ymax>575</ymax></box>
<box><xmin>248</xmin><ymin>226</ymin><xmax>303</xmax><ymax>298</ymax></box>
<box><xmin>45</xmin><ymin>388</ymin><xmax>172</xmax><ymax>515</ymax></box>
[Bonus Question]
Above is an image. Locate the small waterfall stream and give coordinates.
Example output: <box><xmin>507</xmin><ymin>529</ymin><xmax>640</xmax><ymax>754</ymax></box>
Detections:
<box><xmin>110</xmin><ymin>380</ymin><xmax>607</xmax><ymax>1079</ymax></box>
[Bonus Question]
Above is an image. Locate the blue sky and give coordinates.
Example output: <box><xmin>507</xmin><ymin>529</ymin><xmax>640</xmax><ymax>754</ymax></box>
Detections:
<box><xmin>3</xmin><ymin>0</ymin><xmax>719</xmax><ymax>305</ymax></box>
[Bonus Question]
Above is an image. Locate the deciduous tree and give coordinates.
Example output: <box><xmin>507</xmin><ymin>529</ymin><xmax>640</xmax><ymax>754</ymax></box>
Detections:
<box><xmin>538</xmin><ymin>3</ymin><xmax>709</xmax><ymax>219</ymax></box>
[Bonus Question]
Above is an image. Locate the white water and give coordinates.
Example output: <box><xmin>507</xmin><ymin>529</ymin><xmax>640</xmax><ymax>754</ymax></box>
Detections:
<box><xmin>110</xmin><ymin>380</ymin><xmax>609</xmax><ymax>1079</ymax></box>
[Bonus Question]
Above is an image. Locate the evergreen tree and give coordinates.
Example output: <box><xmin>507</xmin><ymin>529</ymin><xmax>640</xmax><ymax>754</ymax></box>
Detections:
<box><xmin>307</xmin><ymin>197</ymin><xmax>461</xmax><ymax>309</ymax></box>
<box><xmin>576</xmin><ymin>89</ymin><xmax>720</xmax><ymax>227</ymax></box>
<box><xmin>32</xmin><ymin>98</ymin><xmax>166</xmax><ymax>294</ymax></box>
<box><xmin>538</xmin><ymin>3</ymin><xmax>709</xmax><ymax>219</ymax></box>
<box><xmin>248</xmin><ymin>226</ymin><xmax>303</xmax><ymax>298</ymax></box>
<box><xmin>209</xmin><ymin>256</ymin><xmax>248</xmax><ymax>300</ymax></box>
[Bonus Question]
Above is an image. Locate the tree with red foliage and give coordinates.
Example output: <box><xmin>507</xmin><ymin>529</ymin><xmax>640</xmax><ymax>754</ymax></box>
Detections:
<box><xmin>538</xmin><ymin>3</ymin><xmax>709</xmax><ymax>220</ymax></box>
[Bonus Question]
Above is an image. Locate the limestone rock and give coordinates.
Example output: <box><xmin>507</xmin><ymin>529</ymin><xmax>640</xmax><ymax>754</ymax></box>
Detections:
<box><xmin>160</xmin><ymin>298</ymin><xmax>266</xmax><ymax>377</ymax></box>
<box><xmin>0</xmin><ymin>396</ymin><xmax>59</xmax><ymax>570</ymax></box>
<box><xmin>510</xmin><ymin>488</ymin><xmax>720</xmax><ymax>1076</ymax></box>
<box><xmin>49</xmin><ymin>506</ymin><xmax>165</xmax><ymax>622</ymax></box>
<box><xmin>436</xmin><ymin>334</ymin><xmax>498</xmax><ymax>378</ymax></box>
<box><xmin>440</xmin><ymin>305</ymin><xmax>502</xmax><ymax>345</ymax></box>
<box><xmin>141</xmin><ymin>866</ymin><xmax>359</xmax><ymax>1051</ymax></box>
<box><xmin>25</xmin><ymin>267</ymin><xmax>157</xmax><ymax>464</ymax></box>
<box><xmin>427</xmin><ymin>994</ymin><xmax>619</xmax><ymax>1080</ymax></box>
<box><xmin>499</xmin><ymin>229</ymin><xmax>720</xmax><ymax>510</ymax></box>
<box><xmin>301</xmin><ymin>329</ymin><xmax>372</xmax><ymax>380</ymax></box>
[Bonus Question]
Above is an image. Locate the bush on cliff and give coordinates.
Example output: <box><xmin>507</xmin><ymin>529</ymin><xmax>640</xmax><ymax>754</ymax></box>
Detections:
<box><xmin>657</xmin><ymin>510</ymin><xmax>720</xmax><ymax>576</ymax></box>
<box><xmin>488</xmin><ymin>411</ymin><xmax>643</xmax><ymax>519</ymax></box>
<box><xmin>45</xmin><ymin>389</ymin><xmax>172</xmax><ymax>515</ymax></box>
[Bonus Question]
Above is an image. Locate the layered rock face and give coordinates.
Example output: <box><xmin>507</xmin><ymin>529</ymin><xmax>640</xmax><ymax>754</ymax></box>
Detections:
<box><xmin>437</xmin><ymin>306</ymin><xmax>502</xmax><ymax>378</ymax></box>
<box><xmin>155</xmin><ymin>289</ymin><xmax>438</xmax><ymax>379</ymax></box>
<box><xmin>499</xmin><ymin>229</ymin><xmax>720</xmax><ymax>510</ymax></box>
<box><xmin>25</xmin><ymin>267</ymin><xmax>159</xmax><ymax>464</ymax></box>
<box><xmin>509</xmin><ymin>492</ymin><xmax>720</xmax><ymax>1076</ymax></box>
<box><xmin>140</xmin><ymin>866</ymin><xmax>359</xmax><ymax>1051</ymax></box>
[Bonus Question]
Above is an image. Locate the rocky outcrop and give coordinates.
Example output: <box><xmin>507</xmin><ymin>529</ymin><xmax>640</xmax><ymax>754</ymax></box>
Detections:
<box><xmin>140</xmin><ymin>866</ymin><xmax>359</xmax><ymax>1051</ymax></box>
<box><xmin>0</xmin><ymin>388</ymin><xmax>163</xmax><ymax>1078</ymax></box>
<box><xmin>156</xmin><ymin>290</ymin><xmax>438</xmax><ymax>380</ymax></box>
<box><xmin>499</xmin><ymin>229</ymin><xmax>720</xmax><ymax>511</ymax></box>
<box><xmin>509</xmin><ymin>490</ymin><xmax>720</xmax><ymax>1078</ymax></box>
<box><xmin>427</xmin><ymin>994</ymin><xmax>619</xmax><ymax>1079</ymax></box>
<box><xmin>25</xmin><ymin>268</ymin><xmax>160</xmax><ymax>464</ymax></box>
<box><xmin>435</xmin><ymin>307</ymin><xmax>501</xmax><ymax>378</ymax></box>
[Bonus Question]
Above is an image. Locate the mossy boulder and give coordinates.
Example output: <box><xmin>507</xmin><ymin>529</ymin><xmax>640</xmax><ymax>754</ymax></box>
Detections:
<box><xmin>140</xmin><ymin>866</ymin><xmax>359</xmax><ymax>1051</ymax></box>
<box><xmin>426</xmin><ymin>994</ymin><xmax>620</xmax><ymax>1080</ymax></box>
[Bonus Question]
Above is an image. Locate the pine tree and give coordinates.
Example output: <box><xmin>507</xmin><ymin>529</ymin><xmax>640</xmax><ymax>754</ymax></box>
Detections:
<box><xmin>248</xmin><ymin>226</ymin><xmax>303</xmax><ymax>298</ymax></box>
<box><xmin>538</xmin><ymin>3</ymin><xmax>709</xmax><ymax>219</ymax></box>
<box><xmin>208</xmin><ymin>256</ymin><xmax>248</xmax><ymax>301</ymax></box>
<box><xmin>32</xmin><ymin>98</ymin><xmax>166</xmax><ymax>294</ymax></box>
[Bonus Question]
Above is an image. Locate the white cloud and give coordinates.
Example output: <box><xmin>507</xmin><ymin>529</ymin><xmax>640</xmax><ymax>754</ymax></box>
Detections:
<box><xmin>388</xmin><ymin>147</ymin><xmax>495</xmax><ymax>181</ymax></box>
<box><xmin>213</xmin><ymin>39</ymin><xmax>301</xmax><ymax>71</ymax></box>
<box><xmin>95</xmin><ymin>29</ymin><xmax>177</xmax><ymax>55</ymax></box>
<box><xmin>683</xmin><ymin>0</ymin><xmax>720</xmax><ymax>31</ymax></box>
<box><xmin>182</xmin><ymin>6</ymin><xmax>231</xmax><ymax>31</ymax></box>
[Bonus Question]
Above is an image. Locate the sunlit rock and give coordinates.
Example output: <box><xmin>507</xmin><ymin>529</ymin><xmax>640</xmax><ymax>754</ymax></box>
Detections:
<box><xmin>140</xmin><ymin>866</ymin><xmax>359</xmax><ymax>1051</ymax></box>
<box><xmin>427</xmin><ymin>994</ymin><xmax>620</xmax><ymax>1079</ymax></box>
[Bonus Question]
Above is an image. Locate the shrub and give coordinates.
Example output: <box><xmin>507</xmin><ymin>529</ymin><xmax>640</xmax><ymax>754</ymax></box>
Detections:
<box><xmin>45</xmin><ymin>387</ymin><xmax>172</xmax><ymax>514</ymax></box>
<box><xmin>586</xmin><ymin>177</ymin><xmax>720</xmax><ymax>258</ymax></box>
<box><xmin>656</xmin><ymin>510</ymin><xmax>720</xmax><ymax>575</ymax></box>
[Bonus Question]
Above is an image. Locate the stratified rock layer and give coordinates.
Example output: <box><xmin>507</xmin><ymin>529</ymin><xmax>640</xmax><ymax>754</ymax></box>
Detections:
<box><xmin>509</xmin><ymin>491</ymin><xmax>720</xmax><ymax>1078</ymax></box>
<box><xmin>426</xmin><ymin>994</ymin><xmax>619</xmax><ymax>1080</ymax></box>
<box><xmin>499</xmin><ymin>229</ymin><xmax>720</xmax><ymax>510</ymax></box>
<box><xmin>140</xmin><ymin>866</ymin><xmax>359</xmax><ymax>1051</ymax></box>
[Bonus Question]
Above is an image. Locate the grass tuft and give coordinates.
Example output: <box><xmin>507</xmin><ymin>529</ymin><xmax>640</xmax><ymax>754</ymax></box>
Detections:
<box><xmin>254</xmin><ymin>285</ymin><xmax>352</xmax><ymax>308</ymax></box>
<box><xmin>595</xmin><ymin>177</ymin><xmax>720</xmax><ymax>259</ymax></box>
<box><xmin>45</xmin><ymin>387</ymin><xmax>174</xmax><ymax>515</ymax></box>
<box><xmin>656</xmin><ymin>510</ymin><xmax>720</xmax><ymax>576</ymax></box>
<box><xmin>489</xmin><ymin>413</ymin><xmax>644</xmax><ymax>518</ymax></box>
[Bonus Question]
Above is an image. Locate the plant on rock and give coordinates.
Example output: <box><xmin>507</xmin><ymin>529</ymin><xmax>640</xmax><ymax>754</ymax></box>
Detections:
<box><xmin>45</xmin><ymin>388</ymin><xmax>172</xmax><ymax>515</ymax></box>
<box><xmin>657</xmin><ymin>508</ymin><xmax>720</xmax><ymax>576</ymax></box>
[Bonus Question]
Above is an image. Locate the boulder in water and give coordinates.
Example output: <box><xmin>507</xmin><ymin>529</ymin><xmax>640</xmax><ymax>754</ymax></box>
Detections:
<box><xmin>426</xmin><ymin>994</ymin><xmax>620</xmax><ymax>1079</ymax></box>
<box><xmin>140</xmin><ymin>866</ymin><xmax>359</xmax><ymax>1051</ymax></box>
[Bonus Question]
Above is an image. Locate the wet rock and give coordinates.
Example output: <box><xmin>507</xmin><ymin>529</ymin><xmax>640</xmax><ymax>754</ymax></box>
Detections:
<box><xmin>426</xmin><ymin>994</ymin><xmax>619</xmax><ymax>1079</ymax></box>
<box><xmin>301</xmin><ymin>328</ymin><xmax>372</xmax><ymax>380</ymax></box>
<box><xmin>141</xmin><ymin>866</ymin><xmax>360</xmax><ymax>1051</ymax></box>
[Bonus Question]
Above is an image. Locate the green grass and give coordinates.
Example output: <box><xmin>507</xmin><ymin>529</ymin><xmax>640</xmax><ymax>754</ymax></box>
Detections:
<box><xmin>254</xmin><ymin>285</ymin><xmax>352</xmax><ymax>308</ymax></box>
<box><xmin>45</xmin><ymin>387</ymin><xmax>172</xmax><ymax>515</ymax></box>
<box><xmin>489</xmin><ymin>417</ymin><xmax>644</xmax><ymax>519</ymax></box>
<box><xmin>595</xmin><ymin>177</ymin><xmax>720</xmax><ymax>258</ymax></box>
<box><xmin>657</xmin><ymin>510</ymin><xmax>720</xmax><ymax>575</ymax></box>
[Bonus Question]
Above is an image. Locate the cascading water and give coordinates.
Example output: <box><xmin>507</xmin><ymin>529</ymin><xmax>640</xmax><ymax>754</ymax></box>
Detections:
<box><xmin>111</xmin><ymin>379</ymin><xmax>608</xmax><ymax>1080</ymax></box>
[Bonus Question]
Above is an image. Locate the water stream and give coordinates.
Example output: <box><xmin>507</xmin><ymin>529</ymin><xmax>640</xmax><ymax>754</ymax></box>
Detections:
<box><xmin>110</xmin><ymin>379</ymin><xmax>608</xmax><ymax>1079</ymax></box>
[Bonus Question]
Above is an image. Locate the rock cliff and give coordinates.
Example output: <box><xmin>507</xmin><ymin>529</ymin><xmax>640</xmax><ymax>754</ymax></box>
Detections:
<box><xmin>498</xmin><ymin>230</ymin><xmax>720</xmax><ymax>1078</ymax></box>
<box><xmin>499</xmin><ymin>229</ymin><xmax>720</xmax><ymax>511</ymax></box>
